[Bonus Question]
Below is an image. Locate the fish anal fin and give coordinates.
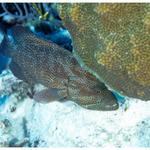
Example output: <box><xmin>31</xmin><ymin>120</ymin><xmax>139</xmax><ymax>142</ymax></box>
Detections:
<box><xmin>33</xmin><ymin>88</ymin><xmax>67</xmax><ymax>104</ymax></box>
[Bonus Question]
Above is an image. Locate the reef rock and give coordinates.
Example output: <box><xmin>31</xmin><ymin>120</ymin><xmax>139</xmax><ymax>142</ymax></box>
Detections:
<box><xmin>58</xmin><ymin>3</ymin><xmax>150</xmax><ymax>100</ymax></box>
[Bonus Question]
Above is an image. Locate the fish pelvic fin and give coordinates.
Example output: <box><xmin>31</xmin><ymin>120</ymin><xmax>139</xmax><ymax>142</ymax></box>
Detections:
<box><xmin>33</xmin><ymin>88</ymin><xmax>67</xmax><ymax>104</ymax></box>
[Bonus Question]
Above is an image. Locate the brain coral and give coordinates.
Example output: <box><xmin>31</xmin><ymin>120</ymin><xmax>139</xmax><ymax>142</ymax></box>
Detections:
<box><xmin>58</xmin><ymin>3</ymin><xmax>150</xmax><ymax>100</ymax></box>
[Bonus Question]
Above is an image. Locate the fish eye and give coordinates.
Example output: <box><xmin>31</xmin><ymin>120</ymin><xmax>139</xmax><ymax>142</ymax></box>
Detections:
<box><xmin>96</xmin><ymin>90</ymin><xmax>101</xmax><ymax>94</ymax></box>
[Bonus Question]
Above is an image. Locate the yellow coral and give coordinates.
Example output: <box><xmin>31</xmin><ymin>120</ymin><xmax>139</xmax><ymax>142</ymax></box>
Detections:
<box><xmin>144</xmin><ymin>12</ymin><xmax>150</xmax><ymax>32</ymax></box>
<box><xmin>96</xmin><ymin>40</ymin><xmax>122</xmax><ymax>69</ymax></box>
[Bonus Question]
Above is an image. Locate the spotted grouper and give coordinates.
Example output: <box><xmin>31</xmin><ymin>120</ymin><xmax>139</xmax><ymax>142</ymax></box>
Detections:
<box><xmin>0</xmin><ymin>25</ymin><xmax>118</xmax><ymax>111</ymax></box>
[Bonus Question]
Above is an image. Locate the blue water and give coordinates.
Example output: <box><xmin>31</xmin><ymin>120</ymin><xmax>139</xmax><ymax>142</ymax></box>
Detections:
<box><xmin>113</xmin><ymin>92</ymin><xmax>125</xmax><ymax>105</ymax></box>
<box><xmin>0</xmin><ymin>95</ymin><xmax>9</xmax><ymax>106</ymax></box>
<box><xmin>0</xmin><ymin>54</ymin><xmax>10</xmax><ymax>74</ymax></box>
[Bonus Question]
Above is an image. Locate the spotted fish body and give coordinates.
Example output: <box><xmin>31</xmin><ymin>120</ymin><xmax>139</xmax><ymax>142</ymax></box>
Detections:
<box><xmin>0</xmin><ymin>25</ymin><xmax>118</xmax><ymax>111</ymax></box>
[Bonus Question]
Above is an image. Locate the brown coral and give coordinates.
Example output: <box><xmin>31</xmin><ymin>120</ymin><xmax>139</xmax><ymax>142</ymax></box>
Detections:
<box><xmin>58</xmin><ymin>3</ymin><xmax>150</xmax><ymax>100</ymax></box>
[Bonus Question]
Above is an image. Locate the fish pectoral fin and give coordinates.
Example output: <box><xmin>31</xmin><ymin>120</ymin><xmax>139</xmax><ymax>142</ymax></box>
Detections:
<box><xmin>33</xmin><ymin>88</ymin><xmax>67</xmax><ymax>104</ymax></box>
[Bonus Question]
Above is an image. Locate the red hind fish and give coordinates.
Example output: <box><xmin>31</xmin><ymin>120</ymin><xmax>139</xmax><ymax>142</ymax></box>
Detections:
<box><xmin>0</xmin><ymin>25</ymin><xmax>118</xmax><ymax>111</ymax></box>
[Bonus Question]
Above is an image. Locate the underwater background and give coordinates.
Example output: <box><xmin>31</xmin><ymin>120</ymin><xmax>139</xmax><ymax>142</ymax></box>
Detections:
<box><xmin>0</xmin><ymin>3</ymin><xmax>150</xmax><ymax>147</ymax></box>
